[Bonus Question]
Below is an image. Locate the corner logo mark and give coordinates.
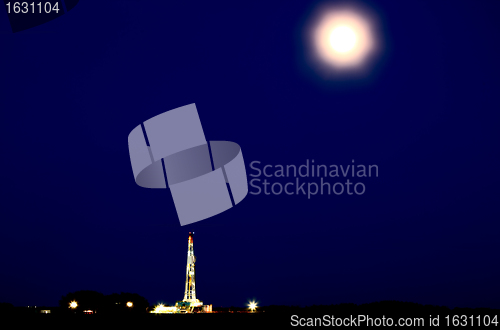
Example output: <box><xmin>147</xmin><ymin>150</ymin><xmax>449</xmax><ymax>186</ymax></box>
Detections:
<box><xmin>128</xmin><ymin>104</ymin><xmax>248</xmax><ymax>226</ymax></box>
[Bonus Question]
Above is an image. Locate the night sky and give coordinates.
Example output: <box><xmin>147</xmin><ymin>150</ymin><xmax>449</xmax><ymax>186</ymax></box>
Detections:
<box><xmin>1</xmin><ymin>0</ymin><xmax>499</xmax><ymax>309</ymax></box>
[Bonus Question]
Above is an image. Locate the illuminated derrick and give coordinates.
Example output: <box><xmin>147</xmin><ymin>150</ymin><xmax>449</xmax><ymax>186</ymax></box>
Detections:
<box><xmin>184</xmin><ymin>232</ymin><xmax>197</xmax><ymax>301</ymax></box>
<box><xmin>176</xmin><ymin>232</ymin><xmax>203</xmax><ymax>312</ymax></box>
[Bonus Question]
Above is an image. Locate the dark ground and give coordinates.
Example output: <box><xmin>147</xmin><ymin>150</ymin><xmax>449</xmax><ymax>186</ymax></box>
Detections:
<box><xmin>3</xmin><ymin>301</ymin><xmax>499</xmax><ymax>328</ymax></box>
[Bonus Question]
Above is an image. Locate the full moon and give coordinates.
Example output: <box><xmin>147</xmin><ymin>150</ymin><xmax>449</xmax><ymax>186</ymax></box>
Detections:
<box><xmin>313</xmin><ymin>7</ymin><xmax>375</xmax><ymax>69</ymax></box>
<box><xmin>329</xmin><ymin>26</ymin><xmax>357</xmax><ymax>53</ymax></box>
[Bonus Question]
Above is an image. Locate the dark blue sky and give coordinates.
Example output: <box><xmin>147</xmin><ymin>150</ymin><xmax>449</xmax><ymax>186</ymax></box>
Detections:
<box><xmin>1</xmin><ymin>0</ymin><xmax>499</xmax><ymax>309</ymax></box>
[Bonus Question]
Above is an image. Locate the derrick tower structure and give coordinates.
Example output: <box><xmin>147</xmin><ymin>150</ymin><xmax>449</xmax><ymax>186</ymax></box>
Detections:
<box><xmin>176</xmin><ymin>232</ymin><xmax>202</xmax><ymax>311</ymax></box>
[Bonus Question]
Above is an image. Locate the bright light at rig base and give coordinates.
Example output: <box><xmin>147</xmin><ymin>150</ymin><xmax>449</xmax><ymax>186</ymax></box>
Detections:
<box><xmin>248</xmin><ymin>300</ymin><xmax>258</xmax><ymax>311</ymax></box>
<box><xmin>69</xmin><ymin>301</ymin><xmax>77</xmax><ymax>308</ymax></box>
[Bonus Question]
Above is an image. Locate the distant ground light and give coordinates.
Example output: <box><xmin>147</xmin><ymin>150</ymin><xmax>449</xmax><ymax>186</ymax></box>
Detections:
<box><xmin>248</xmin><ymin>300</ymin><xmax>258</xmax><ymax>312</ymax></box>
